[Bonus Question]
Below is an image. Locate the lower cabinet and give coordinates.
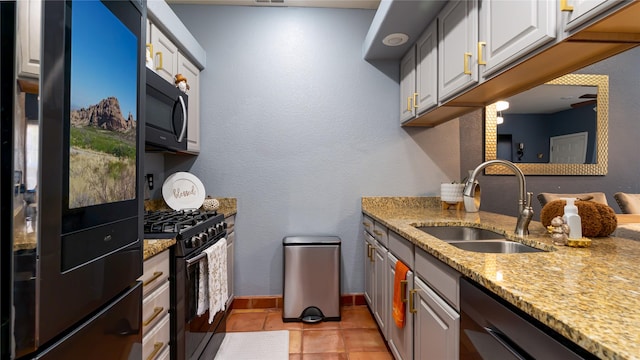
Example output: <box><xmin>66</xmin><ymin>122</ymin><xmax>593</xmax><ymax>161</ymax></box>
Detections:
<box><xmin>363</xmin><ymin>230</ymin><xmax>388</xmax><ymax>339</ymax></box>
<box><xmin>362</xmin><ymin>215</ymin><xmax>461</xmax><ymax>360</ymax></box>
<box><xmin>413</xmin><ymin>276</ymin><xmax>459</xmax><ymax>360</ymax></box>
<box><xmin>387</xmin><ymin>253</ymin><xmax>414</xmax><ymax>360</ymax></box>
<box><xmin>140</xmin><ymin>250</ymin><xmax>171</xmax><ymax>360</ymax></box>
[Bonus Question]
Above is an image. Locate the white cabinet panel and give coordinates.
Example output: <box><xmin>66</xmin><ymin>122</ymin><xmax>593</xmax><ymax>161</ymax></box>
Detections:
<box><xmin>177</xmin><ymin>53</ymin><xmax>200</xmax><ymax>154</ymax></box>
<box><xmin>400</xmin><ymin>48</ymin><xmax>416</xmax><ymax>123</ymax></box>
<box><xmin>438</xmin><ymin>0</ymin><xmax>479</xmax><ymax>101</ymax></box>
<box><xmin>414</xmin><ymin>277</ymin><xmax>459</xmax><ymax>360</ymax></box>
<box><xmin>17</xmin><ymin>0</ymin><xmax>41</xmax><ymax>78</ymax></box>
<box><xmin>364</xmin><ymin>232</ymin><xmax>375</xmax><ymax>307</ymax></box>
<box><xmin>373</xmin><ymin>240</ymin><xmax>388</xmax><ymax>339</ymax></box>
<box><xmin>387</xmin><ymin>253</ymin><xmax>414</xmax><ymax>360</ymax></box>
<box><xmin>562</xmin><ymin>0</ymin><xmax>624</xmax><ymax>33</ymax></box>
<box><xmin>150</xmin><ymin>23</ymin><xmax>178</xmax><ymax>84</ymax></box>
<box><xmin>415</xmin><ymin>21</ymin><xmax>438</xmax><ymax>115</ymax></box>
<box><xmin>479</xmin><ymin>0</ymin><xmax>556</xmax><ymax>77</ymax></box>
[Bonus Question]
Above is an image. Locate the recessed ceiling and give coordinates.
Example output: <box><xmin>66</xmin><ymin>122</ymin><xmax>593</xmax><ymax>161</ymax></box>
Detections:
<box><xmin>166</xmin><ymin>0</ymin><xmax>380</xmax><ymax>10</ymax></box>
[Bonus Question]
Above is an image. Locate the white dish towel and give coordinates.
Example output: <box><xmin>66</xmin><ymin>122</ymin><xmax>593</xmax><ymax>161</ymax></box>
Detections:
<box><xmin>204</xmin><ymin>237</ymin><xmax>228</xmax><ymax>324</ymax></box>
<box><xmin>196</xmin><ymin>257</ymin><xmax>209</xmax><ymax>316</ymax></box>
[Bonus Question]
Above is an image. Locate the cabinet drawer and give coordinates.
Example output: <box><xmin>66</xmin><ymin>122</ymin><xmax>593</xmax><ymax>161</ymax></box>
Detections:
<box><xmin>388</xmin><ymin>231</ymin><xmax>413</xmax><ymax>269</ymax></box>
<box><xmin>362</xmin><ymin>215</ymin><xmax>374</xmax><ymax>236</ymax></box>
<box><xmin>142</xmin><ymin>281</ymin><xmax>170</xmax><ymax>336</ymax></box>
<box><xmin>142</xmin><ymin>313</ymin><xmax>170</xmax><ymax>360</ymax></box>
<box><xmin>226</xmin><ymin>214</ymin><xmax>236</xmax><ymax>234</ymax></box>
<box><xmin>373</xmin><ymin>222</ymin><xmax>389</xmax><ymax>248</ymax></box>
<box><xmin>156</xmin><ymin>346</ymin><xmax>171</xmax><ymax>360</ymax></box>
<box><xmin>141</xmin><ymin>250</ymin><xmax>170</xmax><ymax>296</ymax></box>
<box><xmin>415</xmin><ymin>247</ymin><xmax>460</xmax><ymax>310</ymax></box>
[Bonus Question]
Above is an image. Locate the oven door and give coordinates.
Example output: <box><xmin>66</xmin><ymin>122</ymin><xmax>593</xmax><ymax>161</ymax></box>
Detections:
<box><xmin>184</xmin><ymin>248</ymin><xmax>226</xmax><ymax>360</ymax></box>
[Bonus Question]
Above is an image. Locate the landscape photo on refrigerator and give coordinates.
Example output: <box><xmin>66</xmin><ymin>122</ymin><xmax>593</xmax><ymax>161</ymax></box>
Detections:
<box><xmin>68</xmin><ymin>0</ymin><xmax>138</xmax><ymax>209</ymax></box>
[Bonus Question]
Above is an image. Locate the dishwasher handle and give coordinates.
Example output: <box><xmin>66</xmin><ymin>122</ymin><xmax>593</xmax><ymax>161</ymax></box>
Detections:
<box><xmin>484</xmin><ymin>327</ymin><xmax>532</xmax><ymax>360</ymax></box>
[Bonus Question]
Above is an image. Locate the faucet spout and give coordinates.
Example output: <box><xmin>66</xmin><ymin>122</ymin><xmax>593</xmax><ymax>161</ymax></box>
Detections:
<box><xmin>463</xmin><ymin>160</ymin><xmax>533</xmax><ymax>236</ymax></box>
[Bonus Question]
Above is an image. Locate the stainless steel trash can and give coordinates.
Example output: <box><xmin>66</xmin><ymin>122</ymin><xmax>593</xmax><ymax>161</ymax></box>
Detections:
<box><xmin>283</xmin><ymin>236</ymin><xmax>341</xmax><ymax>323</ymax></box>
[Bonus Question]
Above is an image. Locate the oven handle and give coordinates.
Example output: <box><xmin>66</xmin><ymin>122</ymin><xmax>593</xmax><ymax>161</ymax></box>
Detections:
<box><xmin>484</xmin><ymin>327</ymin><xmax>529</xmax><ymax>360</ymax></box>
<box><xmin>186</xmin><ymin>251</ymin><xmax>206</xmax><ymax>267</ymax></box>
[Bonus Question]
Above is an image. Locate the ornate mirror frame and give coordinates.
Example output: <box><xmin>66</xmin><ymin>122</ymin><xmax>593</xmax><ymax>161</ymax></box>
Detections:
<box><xmin>484</xmin><ymin>73</ymin><xmax>609</xmax><ymax>175</ymax></box>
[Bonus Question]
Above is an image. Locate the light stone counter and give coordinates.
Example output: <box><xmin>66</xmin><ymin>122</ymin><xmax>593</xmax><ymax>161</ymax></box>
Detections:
<box><xmin>143</xmin><ymin>239</ymin><xmax>175</xmax><ymax>261</ymax></box>
<box><xmin>363</xmin><ymin>197</ymin><xmax>640</xmax><ymax>360</ymax></box>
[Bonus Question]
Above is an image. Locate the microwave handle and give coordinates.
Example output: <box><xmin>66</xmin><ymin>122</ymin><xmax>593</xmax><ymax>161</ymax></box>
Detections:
<box><xmin>177</xmin><ymin>95</ymin><xmax>187</xmax><ymax>142</ymax></box>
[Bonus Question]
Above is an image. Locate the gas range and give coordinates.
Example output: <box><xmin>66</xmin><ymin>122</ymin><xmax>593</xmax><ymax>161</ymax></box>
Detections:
<box><xmin>143</xmin><ymin>209</ymin><xmax>226</xmax><ymax>257</ymax></box>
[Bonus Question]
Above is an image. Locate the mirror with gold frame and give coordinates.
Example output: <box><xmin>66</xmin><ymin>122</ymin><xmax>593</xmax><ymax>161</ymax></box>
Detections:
<box><xmin>484</xmin><ymin>73</ymin><xmax>609</xmax><ymax>175</ymax></box>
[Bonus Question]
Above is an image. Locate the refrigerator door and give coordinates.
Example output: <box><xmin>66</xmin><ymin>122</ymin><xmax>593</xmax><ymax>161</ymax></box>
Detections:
<box><xmin>34</xmin><ymin>283</ymin><xmax>142</xmax><ymax>360</ymax></box>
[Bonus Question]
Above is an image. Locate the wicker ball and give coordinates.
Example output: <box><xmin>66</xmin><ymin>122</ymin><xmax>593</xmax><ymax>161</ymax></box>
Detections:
<box><xmin>540</xmin><ymin>199</ymin><xmax>617</xmax><ymax>237</ymax></box>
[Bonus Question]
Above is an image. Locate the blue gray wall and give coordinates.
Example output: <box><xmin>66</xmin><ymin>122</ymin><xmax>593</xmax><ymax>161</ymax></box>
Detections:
<box><xmin>164</xmin><ymin>5</ymin><xmax>461</xmax><ymax>296</ymax></box>
<box><xmin>461</xmin><ymin>46</ymin><xmax>640</xmax><ymax>218</ymax></box>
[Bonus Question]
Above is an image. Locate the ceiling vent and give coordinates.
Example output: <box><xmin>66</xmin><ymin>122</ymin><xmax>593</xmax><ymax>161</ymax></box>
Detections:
<box><xmin>255</xmin><ymin>0</ymin><xmax>285</xmax><ymax>5</ymax></box>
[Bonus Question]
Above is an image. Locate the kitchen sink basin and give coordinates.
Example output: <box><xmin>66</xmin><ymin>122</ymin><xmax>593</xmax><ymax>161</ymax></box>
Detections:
<box><xmin>417</xmin><ymin>226</ymin><xmax>505</xmax><ymax>242</ymax></box>
<box><xmin>450</xmin><ymin>240</ymin><xmax>544</xmax><ymax>253</ymax></box>
<box><xmin>416</xmin><ymin>226</ymin><xmax>546</xmax><ymax>253</ymax></box>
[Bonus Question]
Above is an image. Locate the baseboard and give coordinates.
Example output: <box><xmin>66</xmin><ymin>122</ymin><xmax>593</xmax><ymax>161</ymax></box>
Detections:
<box><xmin>230</xmin><ymin>293</ymin><xmax>366</xmax><ymax>309</ymax></box>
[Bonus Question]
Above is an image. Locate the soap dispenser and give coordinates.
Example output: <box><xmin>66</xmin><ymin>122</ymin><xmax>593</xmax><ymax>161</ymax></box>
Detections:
<box><xmin>562</xmin><ymin>198</ymin><xmax>582</xmax><ymax>239</ymax></box>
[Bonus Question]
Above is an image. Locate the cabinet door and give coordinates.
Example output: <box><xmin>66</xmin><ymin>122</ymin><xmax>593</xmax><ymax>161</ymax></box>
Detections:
<box><xmin>373</xmin><ymin>240</ymin><xmax>388</xmax><ymax>339</ymax></box>
<box><xmin>364</xmin><ymin>232</ymin><xmax>375</xmax><ymax>307</ymax></box>
<box><xmin>438</xmin><ymin>0</ymin><xmax>478</xmax><ymax>101</ymax></box>
<box><xmin>400</xmin><ymin>47</ymin><xmax>416</xmax><ymax>123</ymax></box>
<box><xmin>414</xmin><ymin>277</ymin><xmax>459</xmax><ymax>360</ymax></box>
<box><xmin>479</xmin><ymin>0</ymin><xmax>556</xmax><ymax>78</ymax></box>
<box><xmin>562</xmin><ymin>0</ymin><xmax>624</xmax><ymax>33</ymax></box>
<box><xmin>150</xmin><ymin>23</ymin><xmax>179</xmax><ymax>84</ymax></box>
<box><xmin>226</xmin><ymin>231</ymin><xmax>235</xmax><ymax>307</ymax></box>
<box><xmin>16</xmin><ymin>0</ymin><xmax>41</xmax><ymax>78</ymax></box>
<box><xmin>416</xmin><ymin>21</ymin><xmax>438</xmax><ymax>115</ymax></box>
<box><xmin>386</xmin><ymin>253</ymin><xmax>414</xmax><ymax>360</ymax></box>
<box><xmin>177</xmin><ymin>53</ymin><xmax>200</xmax><ymax>154</ymax></box>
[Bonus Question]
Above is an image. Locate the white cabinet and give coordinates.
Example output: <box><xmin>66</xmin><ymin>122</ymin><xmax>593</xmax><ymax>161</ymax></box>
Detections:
<box><xmin>177</xmin><ymin>53</ymin><xmax>200</xmax><ymax>154</ymax></box>
<box><xmin>225</xmin><ymin>215</ymin><xmax>236</xmax><ymax>308</ymax></box>
<box><xmin>387</xmin><ymin>253</ymin><xmax>414</xmax><ymax>360</ymax></box>
<box><xmin>478</xmin><ymin>0</ymin><xmax>556</xmax><ymax>78</ymax></box>
<box><xmin>399</xmin><ymin>48</ymin><xmax>416</xmax><ymax>123</ymax></box>
<box><xmin>16</xmin><ymin>0</ymin><xmax>41</xmax><ymax>78</ymax></box>
<box><xmin>561</xmin><ymin>0</ymin><xmax>624</xmax><ymax>33</ymax></box>
<box><xmin>363</xmin><ymin>218</ymin><xmax>389</xmax><ymax>339</ymax></box>
<box><xmin>438</xmin><ymin>0</ymin><xmax>479</xmax><ymax>101</ymax></box>
<box><xmin>413</xmin><ymin>277</ymin><xmax>459</xmax><ymax>360</ymax></box>
<box><xmin>400</xmin><ymin>21</ymin><xmax>438</xmax><ymax>124</ymax></box>
<box><xmin>149</xmin><ymin>23</ymin><xmax>179</xmax><ymax>84</ymax></box>
<box><xmin>140</xmin><ymin>250</ymin><xmax>171</xmax><ymax>360</ymax></box>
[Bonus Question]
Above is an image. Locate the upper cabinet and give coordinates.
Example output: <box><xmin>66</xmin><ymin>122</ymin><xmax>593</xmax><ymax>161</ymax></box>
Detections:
<box><xmin>177</xmin><ymin>53</ymin><xmax>200</xmax><ymax>154</ymax></box>
<box><xmin>400</xmin><ymin>21</ymin><xmax>438</xmax><ymax>124</ymax></box>
<box><xmin>145</xmin><ymin>0</ymin><xmax>206</xmax><ymax>155</ymax></box>
<box><xmin>478</xmin><ymin>0</ymin><xmax>556</xmax><ymax>78</ymax></box>
<box><xmin>561</xmin><ymin>0</ymin><xmax>624</xmax><ymax>34</ymax></box>
<box><xmin>438</xmin><ymin>0</ymin><xmax>478</xmax><ymax>102</ymax></box>
<box><xmin>149</xmin><ymin>23</ymin><xmax>179</xmax><ymax>85</ymax></box>
<box><xmin>16</xmin><ymin>0</ymin><xmax>41</xmax><ymax>79</ymax></box>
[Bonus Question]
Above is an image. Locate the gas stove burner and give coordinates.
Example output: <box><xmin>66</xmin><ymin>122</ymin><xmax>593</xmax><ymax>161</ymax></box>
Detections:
<box><xmin>143</xmin><ymin>209</ymin><xmax>219</xmax><ymax>235</ymax></box>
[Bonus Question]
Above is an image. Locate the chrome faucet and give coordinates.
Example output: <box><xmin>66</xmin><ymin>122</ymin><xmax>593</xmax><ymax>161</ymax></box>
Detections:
<box><xmin>463</xmin><ymin>159</ymin><xmax>534</xmax><ymax>236</ymax></box>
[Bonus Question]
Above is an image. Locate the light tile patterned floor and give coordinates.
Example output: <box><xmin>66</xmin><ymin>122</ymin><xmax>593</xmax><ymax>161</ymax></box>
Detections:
<box><xmin>225</xmin><ymin>306</ymin><xmax>393</xmax><ymax>359</ymax></box>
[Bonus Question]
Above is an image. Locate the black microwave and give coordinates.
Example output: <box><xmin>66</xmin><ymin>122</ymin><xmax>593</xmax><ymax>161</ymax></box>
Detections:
<box><xmin>145</xmin><ymin>67</ymin><xmax>188</xmax><ymax>152</ymax></box>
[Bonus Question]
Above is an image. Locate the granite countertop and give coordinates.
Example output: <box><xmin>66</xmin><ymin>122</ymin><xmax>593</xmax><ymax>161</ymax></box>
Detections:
<box><xmin>363</xmin><ymin>197</ymin><xmax>640</xmax><ymax>360</ymax></box>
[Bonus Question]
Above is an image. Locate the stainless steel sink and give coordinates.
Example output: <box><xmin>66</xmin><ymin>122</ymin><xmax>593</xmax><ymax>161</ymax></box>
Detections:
<box><xmin>416</xmin><ymin>226</ymin><xmax>545</xmax><ymax>253</ymax></box>
<box><xmin>417</xmin><ymin>226</ymin><xmax>505</xmax><ymax>242</ymax></box>
<box><xmin>450</xmin><ymin>240</ymin><xmax>545</xmax><ymax>253</ymax></box>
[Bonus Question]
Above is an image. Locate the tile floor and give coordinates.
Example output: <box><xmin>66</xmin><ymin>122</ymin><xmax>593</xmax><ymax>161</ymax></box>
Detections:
<box><xmin>225</xmin><ymin>305</ymin><xmax>393</xmax><ymax>359</ymax></box>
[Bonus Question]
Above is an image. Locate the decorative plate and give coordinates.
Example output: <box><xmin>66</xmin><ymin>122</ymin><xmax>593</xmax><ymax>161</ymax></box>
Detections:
<box><xmin>162</xmin><ymin>172</ymin><xmax>206</xmax><ymax>210</ymax></box>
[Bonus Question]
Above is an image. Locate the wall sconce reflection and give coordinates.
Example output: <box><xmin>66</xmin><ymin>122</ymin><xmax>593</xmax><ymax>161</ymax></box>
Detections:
<box><xmin>517</xmin><ymin>142</ymin><xmax>524</xmax><ymax>161</ymax></box>
<box><xmin>495</xmin><ymin>100</ymin><xmax>509</xmax><ymax>125</ymax></box>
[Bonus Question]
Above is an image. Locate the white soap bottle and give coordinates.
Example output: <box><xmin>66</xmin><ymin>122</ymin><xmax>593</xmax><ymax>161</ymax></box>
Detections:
<box><xmin>562</xmin><ymin>198</ymin><xmax>582</xmax><ymax>239</ymax></box>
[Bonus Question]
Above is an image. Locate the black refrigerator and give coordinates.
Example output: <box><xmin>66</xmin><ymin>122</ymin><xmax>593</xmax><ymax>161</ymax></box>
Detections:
<box><xmin>1</xmin><ymin>1</ymin><xmax>146</xmax><ymax>358</ymax></box>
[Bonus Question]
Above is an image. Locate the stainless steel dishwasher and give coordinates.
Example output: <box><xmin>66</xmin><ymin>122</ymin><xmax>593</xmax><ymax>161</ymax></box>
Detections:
<box><xmin>460</xmin><ymin>278</ymin><xmax>597</xmax><ymax>360</ymax></box>
<box><xmin>282</xmin><ymin>236</ymin><xmax>341</xmax><ymax>323</ymax></box>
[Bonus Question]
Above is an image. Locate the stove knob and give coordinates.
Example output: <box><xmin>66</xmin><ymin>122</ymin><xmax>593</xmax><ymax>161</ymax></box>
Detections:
<box><xmin>199</xmin><ymin>232</ymin><xmax>209</xmax><ymax>244</ymax></box>
<box><xmin>188</xmin><ymin>236</ymin><xmax>198</xmax><ymax>248</ymax></box>
<box><xmin>208</xmin><ymin>227</ymin><xmax>216</xmax><ymax>237</ymax></box>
